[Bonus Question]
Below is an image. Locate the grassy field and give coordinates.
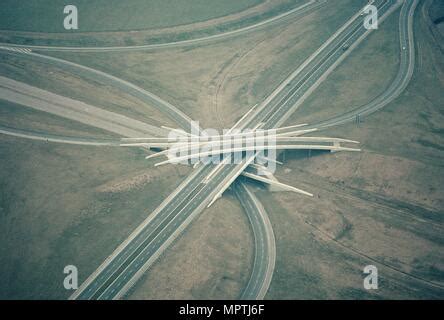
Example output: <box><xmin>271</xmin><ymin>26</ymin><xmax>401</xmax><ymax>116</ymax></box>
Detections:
<box><xmin>258</xmin><ymin>0</ymin><xmax>444</xmax><ymax>298</ymax></box>
<box><xmin>0</xmin><ymin>134</ymin><xmax>194</xmax><ymax>299</ymax></box>
<box><xmin>0</xmin><ymin>133</ymin><xmax>253</xmax><ymax>299</ymax></box>
<box><xmin>47</xmin><ymin>0</ymin><xmax>361</xmax><ymax>129</ymax></box>
<box><xmin>259</xmin><ymin>179</ymin><xmax>443</xmax><ymax>299</ymax></box>
<box><xmin>0</xmin><ymin>1</ymin><xmax>307</xmax><ymax>48</ymax></box>
<box><xmin>0</xmin><ymin>0</ymin><xmax>262</xmax><ymax>32</ymax></box>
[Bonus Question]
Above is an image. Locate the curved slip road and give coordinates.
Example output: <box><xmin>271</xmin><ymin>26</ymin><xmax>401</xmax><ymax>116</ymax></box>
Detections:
<box><xmin>307</xmin><ymin>0</ymin><xmax>419</xmax><ymax>130</ymax></box>
<box><xmin>0</xmin><ymin>76</ymin><xmax>168</xmax><ymax>138</ymax></box>
<box><xmin>0</xmin><ymin>49</ymin><xmax>195</xmax><ymax>131</ymax></box>
<box><xmin>0</xmin><ymin>0</ymin><xmax>326</xmax><ymax>52</ymax></box>
<box><xmin>234</xmin><ymin>181</ymin><xmax>276</xmax><ymax>300</ymax></box>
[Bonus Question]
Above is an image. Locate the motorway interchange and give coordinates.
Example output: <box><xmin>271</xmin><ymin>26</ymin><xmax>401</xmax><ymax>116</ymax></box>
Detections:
<box><xmin>0</xmin><ymin>0</ymin><xmax>420</xmax><ymax>299</ymax></box>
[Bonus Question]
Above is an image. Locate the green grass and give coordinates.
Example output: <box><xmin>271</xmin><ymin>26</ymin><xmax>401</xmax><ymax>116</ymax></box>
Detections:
<box><xmin>0</xmin><ymin>135</ymin><xmax>190</xmax><ymax>299</ymax></box>
<box><xmin>260</xmin><ymin>172</ymin><xmax>444</xmax><ymax>299</ymax></box>
<box><xmin>0</xmin><ymin>0</ymin><xmax>262</xmax><ymax>32</ymax></box>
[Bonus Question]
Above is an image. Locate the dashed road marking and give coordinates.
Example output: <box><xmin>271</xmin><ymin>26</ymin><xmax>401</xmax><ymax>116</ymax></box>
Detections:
<box><xmin>0</xmin><ymin>46</ymin><xmax>32</xmax><ymax>54</ymax></box>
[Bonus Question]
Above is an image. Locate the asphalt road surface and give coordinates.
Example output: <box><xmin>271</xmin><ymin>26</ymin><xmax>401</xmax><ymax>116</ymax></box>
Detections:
<box><xmin>234</xmin><ymin>181</ymin><xmax>276</xmax><ymax>300</ymax></box>
<box><xmin>0</xmin><ymin>76</ymin><xmax>166</xmax><ymax>137</ymax></box>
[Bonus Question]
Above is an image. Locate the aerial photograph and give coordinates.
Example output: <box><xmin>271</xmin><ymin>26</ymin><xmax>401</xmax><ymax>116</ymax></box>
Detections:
<box><xmin>0</xmin><ymin>0</ymin><xmax>443</xmax><ymax>305</ymax></box>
